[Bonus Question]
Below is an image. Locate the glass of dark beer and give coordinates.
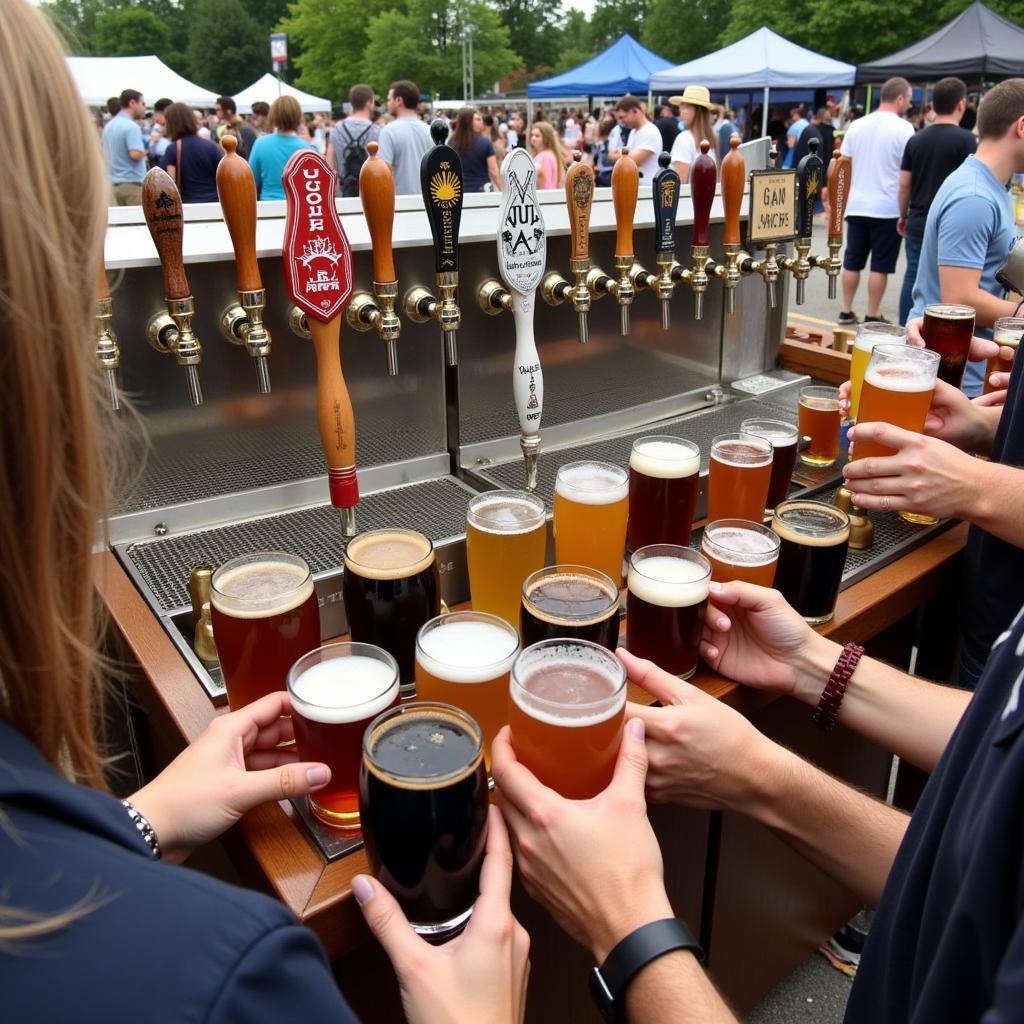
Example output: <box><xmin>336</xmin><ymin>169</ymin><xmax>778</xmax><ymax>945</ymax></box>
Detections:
<box><xmin>520</xmin><ymin>564</ymin><xmax>621</xmax><ymax>650</ymax></box>
<box><xmin>342</xmin><ymin>528</ymin><xmax>440</xmax><ymax>698</ymax></box>
<box><xmin>627</xmin><ymin>435</ymin><xmax>701</xmax><ymax>549</ymax></box>
<box><xmin>740</xmin><ymin>418</ymin><xmax>799</xmax><ymax>510</ymax></box>
<box><xmin>210</xmin><ymin>551</ymin><xmax>321</xmax><ymax>710</ymax></box>
<box><xmin>287</xmin><ymin>642</ymin><xmax>400</xmax><ymax>828</ymax></box>
<box><xmin>771</xmin><ymin>500</ymin><xmax>850</xmax><ymax>624</ymax></box>
<box><xmin>922</xmin><ymin>303</ymin><xmax>976</xmax><ymax>388</ymax></box>
<box><xmin>626</xmin><ymin>545</ymin><xmax>711</xmax><ymax>680</ymax></box>
<box><xmin>359</xmin><ymin>702</ymin><xmax>489</xmax><ymax>939</ymax></box>
<box><xmin>700</xmin><ymin>519</ymin><xmax>780</xmax><ymax>587</ymax></box>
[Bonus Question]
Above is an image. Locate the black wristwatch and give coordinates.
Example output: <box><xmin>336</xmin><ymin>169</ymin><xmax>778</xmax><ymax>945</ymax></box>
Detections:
<box><xmin>588</xmin><ymin>918</ymin><xmax>704</xmax><ymax>1023</ymax></box>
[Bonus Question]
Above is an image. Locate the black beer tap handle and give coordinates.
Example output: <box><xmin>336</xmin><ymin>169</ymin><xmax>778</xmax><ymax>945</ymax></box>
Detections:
<box><xmin>652</xmin><ymin>152</ymin><xmax>680</xmax><ymax>256</ymax></box>
<box><xmin>795</xmin><ymin>137</ymin><xmax>824</xmax><ymax>240</ymax></box>
<box><xmin>421</xmin><ymin>118</ymin><xmax>464</xmax><ymax>274</ymax></box>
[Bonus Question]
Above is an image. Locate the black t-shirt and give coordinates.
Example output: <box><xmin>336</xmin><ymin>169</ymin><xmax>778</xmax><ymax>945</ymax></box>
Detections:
<box><xmin>846</xmin><ymin>601</ymin><xmax>1024</xmax><ymax>1022</ymax></box>
<box><xmin>793</xmin><ymin>123</ymin><xmax>824</xmax><ymax>169</ymax></box>
<box><xmin>655</xmin><ymin>115</ymin><xmax>679</xmax><ymax>155</ymax></box>
<box><xmin>816</xmin><ymin>121</ymin><xmax>836</xmax><ymax>162</ymax></box>
<box><xmin>455</xmin><ymin>134</ymin><xmax>495</xmax><ymax>192</ymax></box>
<box><xmin>900</xmin><ymin>123</ymin><xmax>977</xmax><ymax>238</ymax></box>
<box><xmin>162</xmin><ymin>133</ymin><xmax>223</xmax><ymax>203</ymax></box>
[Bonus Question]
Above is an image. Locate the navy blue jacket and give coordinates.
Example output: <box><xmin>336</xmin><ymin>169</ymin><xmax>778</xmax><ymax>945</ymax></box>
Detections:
<box><xmin>0</xmin><ymin>721</ymin><xmax>359</xmax><ymax>1023</ymax></box>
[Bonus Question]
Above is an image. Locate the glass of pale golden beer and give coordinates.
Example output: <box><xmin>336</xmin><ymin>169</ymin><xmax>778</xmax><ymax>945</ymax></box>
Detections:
<box><xmin>700</xmin><ymin>519</ymin><xmax>781</xmax><ymax>587</ymax></box>
<box><xmin>553</xmin><ymin>461</ymin><xmax>629</xmax><ymax>583</ymax></box>
<box><xmin>210</xmin><ymin>551</ymin><xmax>321</xmax><ymax>710</ymax></box>
<box><xmin>288</xmin><ymin>642</ymin><xmax>400</xmax><ymax>828</ymax></box>
<box><xmin>771</xmin><ymin>500</ymin><xmax>849</xmax><ymax>624</ymax></box>
<box><xmin>848</xmin><ymin>322</ymin><xmax>907</xmax><ymax>419</ymax></box>
<box><xmin>465</xmin><ymin>490</ymin><xmax>546</xmax><ymax>627</ymax></box>
<box><xmin>360</xmin><ymin>702</ymin><xmax>488</xmax><ymax>938</ymax></box>
<box><xmin>627</xmin><ymin>436</ymin><xmax>701</xmax><ymax>550</ymax></box>
<box><xmin>922</xmin><ymin>303</ymin><xmax>975</xmax><ymax>388</ymax></box>
<box><xmin>707</xmin><ymin>432</ymin><xmax>773</xmax><ymax>523</ymax></box>
<box><xmin>740</xmin><ymin>417</ymin><xmax>799</xmax><ymax>510</ymax></box>
<box><xmin>509</xmin><ymin>639</ymin><xmax>627</xmax><ymax>799</ymax></box>
<box><xmin>798</xmin><ymin>386</ymin><xmax>842</xmax><ymax>466</ymax></box>
<box><xmin>853</xmin><ymin>344</ymin><xmax>941</xmax><ymax>525</ymax></box>
<box><xmin>626</xmin><ymin>545</ymin><xmax>711</xmax><ymax>680</ymax></box>
<box><xmin>985</xmin><ymin>316</ymin><xmax>1024</xmax><ymax>394</ymax></box>
<box><xmin>414</xmin><ymin>611</ymin><xmax>520</xmax><ymax>770</ymax></box>
<box><xmin>520</xmin><ymin>565</ymin><xmax>621</xmax><ymax>650</ymax></box>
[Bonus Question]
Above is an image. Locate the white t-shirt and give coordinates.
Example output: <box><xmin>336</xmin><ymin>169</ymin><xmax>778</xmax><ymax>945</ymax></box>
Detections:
<box><xmin>626</xmin><ymin>121</ymin><xmax>663</xmax><ymax>181</ymax></box>
<box><xmin>669</xmin><ymin>129</ymin><xmax>717</xmax><ymax>180</ymax></box>
<box><xmin>840</xmin><ymin>110</ymin><xmax>914</xmax><ymax>219</ymax></box>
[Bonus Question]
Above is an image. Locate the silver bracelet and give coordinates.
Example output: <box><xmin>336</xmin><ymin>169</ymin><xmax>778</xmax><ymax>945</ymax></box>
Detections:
<box><xmin>121</xmin><ymin>799</ymin><xmax>162</xmax><ymax>860</ymax></box>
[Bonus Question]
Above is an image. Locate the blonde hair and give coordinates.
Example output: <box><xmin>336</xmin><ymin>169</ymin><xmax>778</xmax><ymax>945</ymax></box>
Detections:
<box><xmin>683</xmin><ymin>103</ymin><xmax>716</xmax><ymax>153</ymax></box>
<box><xmin>270</xmin><ymin>94</ymin><xmax>303</xmax><ymax>133</ymax></box>
<box><xmin>530</xmin><ymin>121</ymin><xmax>568</xmax><ymax>187</ymax></box>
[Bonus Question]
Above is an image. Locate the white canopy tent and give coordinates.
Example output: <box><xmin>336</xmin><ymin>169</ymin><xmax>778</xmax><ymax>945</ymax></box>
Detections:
<box><xmin>233</xmin><ymin>73</ymin><xmax>331</xmax><ymax>114</ymax></box>
<box><xmin>66</xmin><ymin>55</ymin><xmax>218</xmax><ymax>108</ymax></box>
<box><xmin>649</xmin><ymin>28</ymin><xmax>856</xmax><ymax>134</ymax></box>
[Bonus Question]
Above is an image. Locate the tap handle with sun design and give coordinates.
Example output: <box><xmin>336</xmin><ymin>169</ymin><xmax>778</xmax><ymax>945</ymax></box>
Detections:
<box><xmin>795</xmin><ymin>137</ymin><xmax>823</xmax><ymax>241</ymax></box>
<box><xmin>421</xmin><ymin>119</ymin><xmax>463</xmax><ymax>275</ymax></box>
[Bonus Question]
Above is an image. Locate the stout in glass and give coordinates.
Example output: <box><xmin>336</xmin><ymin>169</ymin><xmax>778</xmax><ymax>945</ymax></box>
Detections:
<box><xmin>922</xmin><ymin>303</ymin><xmax>976</xmax><ymax>388</ymax></box>
<box><xmin>288</xmin><ymin>642</ymin><xmax>400</xmax><ymax>828</ymax></box>
<box><xmin>798</xmin><ymin>386</ymin><xmax>842</xmax><ymax>466</ymax></box>
<box><xmin>415</xmin><ymin>611</ymin><xmax>520</xmax><ymax>769</ymax></box>
<box><xmin>553</xmin><ymin>461</ymin><xmax>629</xmax><ymax>583</ymax></box>
<box><xmin>707</xmin><ymin>433</ymin><xmax>773</xmax><ymax>523</ymax></box>
<box><xmin>848</xmin><ymin>322</ymin><xmax>907</xmax><ymax>419</ymax></box>
<box><xmin>626</xmin><ymin>545</ymin><xmax>711</xmax><ymax>680</ymax></box>
<box><xmin>771</xmin><ymin>500</ymin><xmax>850</xmax><ymax>624</ymax></box>
<box><xmin>359</xmin><ymin>702</ymin><xmax>488</xmax><ymax>939</ymax></box>
<box><xmin>520</xmin><ymin>565</ymin><xmax>621</xmax><ymax>650</ymax></box>
<box><xmin>984</xmin><ymin>316</ymin><xmax>1024</xmax><ymax>394</ymax></box>
<box><xmin>508</xmin><ymin>639</ymin><xmax>627</xmax><ymax>799</ymax></box>
<box><xmin>466</xmin><ymin>491</ymin><xmax>546</xmax><ymax>627</ymax></box>
<box><xmin>342</xmin><ymin>528</ymin><xmax>440</xmax><ymax>695</ymax></box>
<box><xmin>700</xmin><ymin>519</ymin><xmax>781</xmax><ymax>587</ymax></box>
<box><xmin>627</xmin><ymin>436</ymin><xmax>701</xmax><ymax>550</ymax></box>
<box><xmin>740</xmin><ymin>418</ymin><xmax>799</xmax><ymax>509</ymax></box>
<box><xmin>210</xmin><ymin>551</ymin><xmax>321</xmax><ymax>710</ymax></box>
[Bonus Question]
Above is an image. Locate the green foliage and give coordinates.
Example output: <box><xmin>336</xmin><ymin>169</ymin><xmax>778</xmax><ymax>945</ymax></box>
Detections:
<box><xmin>40</xmin><ymin>0</ymin><xmax>107</xmax><ymax>53</ymax></box>
<box><xmin>552</xmin><ymin>7</ymin><xmax>594</xmax><ymax>73</ymax></box>
<box><xmin>94</xmin><ymin>6</ymin><xmax>171</xmax><ymax>56</ymax></box>
<box><xmin>186</xmin><ymin>0</ymin><xmax>266</xmax><ymax>93</ymax></box>
<box><xmin>588</xmin><ymin>0</ymin><xmax>649</xmax><ymax>51</ymax></box>
<box><xmin>641</xmin><ymin>0</ymin><xmax>731</xmax><ymax>64</ymax></box>
<box><xmin>496</xmin><ymin>0</ymin><xmax>563</xmax><ymax>72</ymax></box>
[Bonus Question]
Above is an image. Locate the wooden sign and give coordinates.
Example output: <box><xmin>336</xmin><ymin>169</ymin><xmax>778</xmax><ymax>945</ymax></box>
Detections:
<box><xmin>747</xmin><ymin>169</ymin><xmax>797</xmax><ymax>247</ymax></box>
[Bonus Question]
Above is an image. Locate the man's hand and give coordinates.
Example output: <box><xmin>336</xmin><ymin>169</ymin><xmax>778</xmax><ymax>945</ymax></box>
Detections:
<box><xmin>922</xmin><ymin>378</ymin><xmax>997</xmax><ymax>452</ymax></box>
<box><xmin>905</xmin><ymin>314</ymin><xmax>998</xmax><ymax>362</ymax></box>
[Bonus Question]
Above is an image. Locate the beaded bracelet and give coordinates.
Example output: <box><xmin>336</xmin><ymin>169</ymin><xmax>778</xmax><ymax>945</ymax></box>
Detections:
<box><xmin>812</xmin><ymin>642</ymin><xmax>864</xmax><ymax>732</ymax></box>
<box><xmin>121</xmin><ymin>799</ymin><xmax>162</xmax><ymax>860</ymax></box>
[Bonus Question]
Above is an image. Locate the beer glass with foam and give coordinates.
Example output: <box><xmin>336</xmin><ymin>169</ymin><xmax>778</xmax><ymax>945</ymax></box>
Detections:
<box><xmin>627</xmin><ymin>436</ymin><xmax>701</xmax><ymax>550</ymax></box>
<box><xmin>707</xmin><ymin>432</ymin><xmax>773</xmax><ymax>523</ymax></box>
<box><xmin>922</xmin><ymin>303</ymin><xmax>975</xmax><ymax>388</ymax></box>
<box><xmin>798</xmin><ymin>386</ymin><xmax>842</xmax><ymax>467</ymax></box>
<box><xmin>553</xmin><ymin>461</ymin><xmax>629</xmax><ymax>583</ymax></box>
<box><xmin>520</xmin><ymin>564</ymin><xmax>621</xmax><ymax>650</ymax></box>
<box><xmin>701</xmin><ymin>519</ymin><xmax>781</xmax><ymax>587</ymax></box>
<box><xmin>985</xmin><ymin>316</ymin><xmax>1024</xmax><ymax>394</ymax></box>
<box><xmin>740</xmin><ymin>418</ymin><xmax>799</xmax><ymax>510</ymax></box>
<box><xmin>848</xmin><ymin>322</ymin><xmax>907</xmax><ymax>419</ymax></box>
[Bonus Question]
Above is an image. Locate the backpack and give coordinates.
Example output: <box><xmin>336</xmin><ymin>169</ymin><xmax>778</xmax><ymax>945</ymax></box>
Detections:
<box><xmin>337</xmin><ymin>121</ymin><xmax>372</xmax><ymax>197</ymax></box>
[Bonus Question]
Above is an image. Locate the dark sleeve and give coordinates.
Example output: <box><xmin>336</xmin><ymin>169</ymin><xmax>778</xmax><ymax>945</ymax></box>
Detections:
<box><xmin>981</xmin><ymin>913</ymin><xmax>1024</xmax><ymax>1023</ymax></box>
<box><xmin>900</xmin><ymin>135</ymin><xmax>915</xmax><ymax>172</ymax></box>
<box><xmin>208</xmin><ymin>923</ymin><xmax>359</xmax><ymax>1024</ymax></box>
<box><xmin>483</xmin><ymin>137</ymin><xmax>496</xmax><ymax>158</ymax></box>
<box><xmin>162</xmin><ymin>144</ymin><xmax>176</xmax><ymax>171</ymax></box>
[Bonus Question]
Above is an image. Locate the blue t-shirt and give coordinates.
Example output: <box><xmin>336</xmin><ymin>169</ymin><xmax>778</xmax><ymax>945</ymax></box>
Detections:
<box><xmin>248</xmin><ymin>132</ymin><xmax>314</xmax><ymax>200</ymax></box>
<box><xmin>909</xmin><ymin>155</ymin><xmax>1017</xmax><ymax>396</ymax></box>
<box><xmin>102</xmin><ymin>111</ymin><xmax>146</xmax><ymax>184</ymax></box>
<box><xmin>783</xmin><ymin>119</ymin><xmax>809</xmax><ymax>167</ymax></box>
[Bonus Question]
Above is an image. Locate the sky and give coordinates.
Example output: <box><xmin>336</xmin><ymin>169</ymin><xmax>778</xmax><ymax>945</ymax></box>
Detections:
<box><xmin>565</xmin><ymin>0</ymin><xmax>599</xmax><ymax>14</ymax></box>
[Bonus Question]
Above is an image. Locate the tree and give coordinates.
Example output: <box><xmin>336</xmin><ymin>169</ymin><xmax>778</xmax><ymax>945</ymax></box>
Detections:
<box><xmin>553</xmin><ymin>8</ymin><xmax>594</xmax><ymax>74</ymax></box>
<box><xmin>588</xmin><ymin>0</ymin><xmax>649</xmax><ymax>51</ymax></box>
<box><xmin>495</xmin><ymin>0</ymin><xmax>563</xmax><ymax>72</ymax></box>
<box><xmin>641</xmin><ymin>0</ymin><xmax>730</xmax><ymax>65</ymax></box>
<box><xmin>187</xmin><ymin>0</ymin><xmax>266</xmax><ymax>93</ymax></box>
<box><xmin>40</xmin><ymin>0</ymin><xmax>105</xmax><ymax>53</ymax></box>
<box><xmin>95</xmin><ymin>7</ymin><xmax>171</xmax><ymax>56</ymax></box>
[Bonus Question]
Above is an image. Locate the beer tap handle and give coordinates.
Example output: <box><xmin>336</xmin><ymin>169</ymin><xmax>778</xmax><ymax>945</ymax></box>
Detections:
<box><xmin>282</xmin><ymin>150</ymin><xmax>359</xmax><ymax>536</ymax></box>
<box><xmin>721</xmin><ymin>135</ymin><xmax>745</xmax><ymax>248</ymax></box>
<box><xmin>652</xmin><ymin>152</ymin><xmax>680</xmax><ymax>329</ymax></box>
<box><xmin>688</xmin><ymin>140</ymin><xmax>717</xmax><ymax>320</ymax></box>
<box><xmin>216</xmin><ymin>134</ymin><xmax>271</xmax><ymax>393</ymax></box>
<box><xmin>95</xmin><ymin>260</ymin><xmax>120</xmax><ymax>411</ymax></box>
<box><xmin>791</xmin><ymin>137</ymin><xmax>825</xmax><ymax>306</ymax></box>
<box><xmin>611</xmin><ymin>148</ymin><xmax>639</xmax><ymax>335</ymax></box>
<box><xmin>565</xmin><ymin>153</ymin><xmax>594</xmax><ymax>343</ymax></box>
<box><xmin>824</xmin><ymin>138</ymin><xmax>851</xmax><ymax>300</ymax></box>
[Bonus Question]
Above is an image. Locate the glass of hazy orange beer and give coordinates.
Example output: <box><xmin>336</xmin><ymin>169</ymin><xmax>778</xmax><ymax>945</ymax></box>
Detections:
<box><xmin>553</xmin><ymin>461</ymin><xmax>629</xmax><ymax>583</ymax></box>
<box><xmin>707</xmin><ymin>432</ymin><xmax>773</xmax><ymax>523</ymax></box>
<box><xmin>848</xmin><ymin>322</ymin><xmax>907</xmax><ymax>420</ymax></box>
<box><xmin>797</xmin><ymin>386</ymin><xmax>842</xmax><ymax>466</ymax></box>
<box><xmin>985</xmin><ymin>316</ymin><xmax>1024</xmax><ymax>394</ymax></box>
<box><xmin>700</xmin><ymin>520</ymin><xmax>780</xmax><ymax>586</ymax></box>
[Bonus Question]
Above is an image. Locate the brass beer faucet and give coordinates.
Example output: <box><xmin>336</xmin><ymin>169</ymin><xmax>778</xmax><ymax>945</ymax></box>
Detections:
<box><xmin>707</xmin><ymin>135</ymin><xmax>745</xmax><ymax>315</ymax></box>
<box><xmin>735</xmin><ymin>145</ymin><xmax>784</xmax><ymax>310</ymax></box>
<box><xmin>778</xmin><ymin>137</ymin><xmax>826</xmax><ymax>305</ymax></box>
<box><xmin>95</xmin><ymin>260</ymin><xmax>121</xmax><ymax>410</ymax></box>
<box><xmin>809</xmin><ymin>138</ymin><xmax>852</xmax><ymax>300</ymax></box>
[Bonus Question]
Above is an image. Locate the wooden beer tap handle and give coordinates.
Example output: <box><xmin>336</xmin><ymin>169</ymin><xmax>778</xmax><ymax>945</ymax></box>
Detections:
<box><xmin>721</xmin><ymin>135</ymin><xmax>745</xmax><ymax>247</ymax></box>
<box><xmin>566</xmin><ymin>152</ymin><xmax>594</xmax><ymax>262</ymax></box>
<box><xmin>142</xmin><ymin>167</ymin><xmax>190</xmax><ymax>299</ymax></box>
<box><xmin>827</xmin><ymin>138</ymin><xmax>851</xmax><ymax>241</ymax></box>
<box><xmin>216</xmin><ymin>135</ymin><xmax>262</xmax><ymax>293</ymax></box>
<box><xmin>612</xmin><ymin>149</ymin><xmax>639</xmax><ymax>258</ymax></box>
<box><xmin>97</xmin><ymin>259</ymin><xmax>111</xmax><ymax>303</ymax></box>
<box><xmin>690</xmin><ymin>140</ymin><xmax>717</xmax><ymax>249</ymax></box>
<box><xmin>359</xmin><ymin>141</ymin><xmax>397</xmax><ymax>283</ymax></box>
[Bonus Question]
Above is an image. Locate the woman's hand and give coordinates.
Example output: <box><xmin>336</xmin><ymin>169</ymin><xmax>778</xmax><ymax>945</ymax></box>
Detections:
<box><xmin>130</xmin><ymin>691</ymin><xmax>330</xmax><ymax>864</ymax></box>
<box><xmin>354</xmin><ymin>806</ymin><xmax>530</xmax><ymax>1024</ymax></box>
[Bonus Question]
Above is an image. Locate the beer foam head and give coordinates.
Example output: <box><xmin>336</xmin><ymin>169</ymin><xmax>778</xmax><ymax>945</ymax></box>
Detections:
<box><xmin>344</xmin><ymin>529</ymin><xmax>434</xmax><ymax>580</ymax></box>
<box><xmin>740</xmin><ymin>419</ymin><xmax>798</xmax><ymax>449</ymax></box>
<box><xmin>772</xmin><ymin>500</ymin><xmax>850</xmax><ymax>547</ymax></box>
<box><xmin>524</xmin><ymin>569</ymin><xmax>619</xmax><ymax>625</ymax></box>
<box><xmin>854</xmin><ymin>323</ymin><xmax>907</xmax><ymax>352</ymax></box>
<box><xmin>925</xmin><ymin>303</ymin><xmax>975</xmax><ymax>321</ymax></box>
<box><xmin>555</xmin><ymin>462</ymin><xmax>629</xmax><ymax>505</ymax></box>
<box><xmin>627</xmin><ymin>553</ymin><xmax>710</xmax><ymax>608</ymax></box>
<box><xmin>417</xmin><ymin>617</ymin><xmax>519</xmax><ymax>683</ymax></box>
<box><xmin>864</xmin><ymin>358</ymin><xmax>936</xmax><ymax>393</ymax></box>
<box><xmin>629</xmin><ymin>438</ymin><xmax>700</xmax><ymax>479</ymax></box>
<box><xmin>702</xmin><ymin>523</ymin><xmax>780</xmax><ymax>566</ymax></box>
<box><xmin>711</xmin><ymin>436</ymin><xmax>772</xmax><ymax>467</ymax></box>
<box><xmin>290</xmin><ymin>655</ymin><xmax>398</xmax><ymax>724</ymax></box>
<box><xmin>211</xmin><ymin>556</ymin><xmax>314</xmax><ymax>618</ymax></box>
<box><xmin>468</xmin><ymin>492</ymin><xmax>546</xmax><ymax>535</ymax></box>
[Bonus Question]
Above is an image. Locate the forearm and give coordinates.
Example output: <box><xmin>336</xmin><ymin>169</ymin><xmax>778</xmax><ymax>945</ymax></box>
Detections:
<box><xmin>968</xmin><ymin>460</ymin><xmax>1024</xmax><ymax>547</ymax></box>
<box><xmin>897</xmin><ymin>184</ymin><xmax>910</xmax><ymax>219</ymax></box>
<box><xmin>626</xmin><ymin>952</ymin><xmax>737</xmax><ymax>1023</ymax></box>
<box><xmin>945</xmin><ymin>283</ymin><xmax>1016</xmax><ymax>327</ymax></box>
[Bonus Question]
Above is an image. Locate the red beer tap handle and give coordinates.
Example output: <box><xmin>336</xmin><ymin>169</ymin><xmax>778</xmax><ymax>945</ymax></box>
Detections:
<box><xmin>282</xmin><ymin>150</ymin><xmax>359</xmax><ymax>517</ymax></box>
<box><xmin>612</xmin><ymin>149</ymin><xmax>639</xmax><ymax>258</ymax></box>
<box><xmin>690</xmin><ymin>140</ymin><xmax>717</xmax><ymax>248</ymax></box>
<box><xmin>360</xmin><ymin>141</ymin><xmax>397</xmax><ymax>284</ymax></box>
<box><xmin>721</xmin><ymin>135</ymin><xmax>745</xmax><ymax>247</ymax></box>
<box><xmin>142</xmin><ymin>167</ymin><xmax>190</xmax><ymax>300</ymax></box>
<box><xmin>828</xmin><ymin>139</ymin><xmax>851</xmax><ymax>242</ymax></box>
<box><xmin>216</xmin><ymin>134</ymin><xmax>262</xmax><ymax>293</ymax></box>
<box><xmin>566</xmin><ymin>153</ymin><xmax>594</xmax><ymax>262</ymax></box>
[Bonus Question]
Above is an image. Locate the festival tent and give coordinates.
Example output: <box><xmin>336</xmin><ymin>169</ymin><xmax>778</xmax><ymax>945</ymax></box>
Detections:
<box><xmin>527</xmin><ymin>33</ymin><xmax>673</xmax><ymax>99</ymax></box>
<box><xmin>233</xmin><ymin>73</ymin><xmax>332</xmax><ymax>114</ymax></box>
<box><xmin>856</xmin><ymin>2</ymin><xmax>1024</xmax><ymax>82</ymax></box>
<box><xmin>67</xmin><ymin>55</ymin><xmax>217</xmax><ymax>108</ymax></box>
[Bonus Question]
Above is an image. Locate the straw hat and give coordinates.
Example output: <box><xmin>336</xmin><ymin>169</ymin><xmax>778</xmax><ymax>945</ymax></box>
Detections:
<box><xmin>669</xmin><ymin>85</ymin><xmax>711</xmax><ymax>109</ymax></box>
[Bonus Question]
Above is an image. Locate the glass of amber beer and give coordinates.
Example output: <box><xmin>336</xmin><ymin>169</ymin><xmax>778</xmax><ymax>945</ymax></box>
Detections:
<box><xmin>415</xmin><ymin>611</ymin><xmax>520</xmax><ymax>770</ymax></box>
<box><xmin>700</xmin><ymin>520</ymin><xmax>780</xmax><ymax>587</ymax></box>
<box><xmin>210</xmin><ymin>551</ymin><xmax>321</xmax><ymax>710</ymax></box>
<box><xmin>848</xmin><ymin>323</ymin><xmax>907</xmax><ymax>419</ymax></box>
<box><xmin>627</xmin><ymin>436</ymin><xmax>701</xmax><ymax>550</ymax></box>
<box><xmin>342</xmin><ymin>528</ymin><xmax>440</xmax><ymax>697</ymax></box>
<box><xmin>466</xmin><ymin>490</ymin><xmax>546</xmax><ymax>627</ymax></box>
<box><xmin>707</xmin><ymin>432</ymin><xmax>773</xmax><ymax>523</ymax></box>
<box><xmin>520</xmin><ymin>565</ymin><xmax>621</xmax><ymax>650</ymax></box>
<box><xmin>553</xmin><ymin>461</ymin><xmax>629</xmax><ymax>583</ymax></box>
<box><xmin>288</xmin><ymin>642</ymin><xmax>400</xmax><ymax>828</ymax></box>
<box><xmin>740</xmin><ymin>418</ymin><xmax>799</xmax><ymax>510</ymax></box>
<box><xmin>360</xmin><ymin>702</ymin><xmax>488</xmax><ymax>938</ymax></box>
<box><xmin>984</xmin><ymin>316</ymin><xmax>1024</xmax><ymax>394</ymax></box>
<box><xmin>922</xmin><ymin>303</ymin><xmax>975</xmax><ymax>388</ymax></box>
<box><xmin>771</xmin><ymin>500</ymin><xmax>849</xmax><ymax>624</ymax></box>
<box><xmin>798</xmin><ymin>386</ymin><xmax>842</xmax><ymax>466</ymax></box>
<box><xmin>509</xmin><ymin>639</ymin><xmax>627</xmax><ymax>799</ymax></box>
